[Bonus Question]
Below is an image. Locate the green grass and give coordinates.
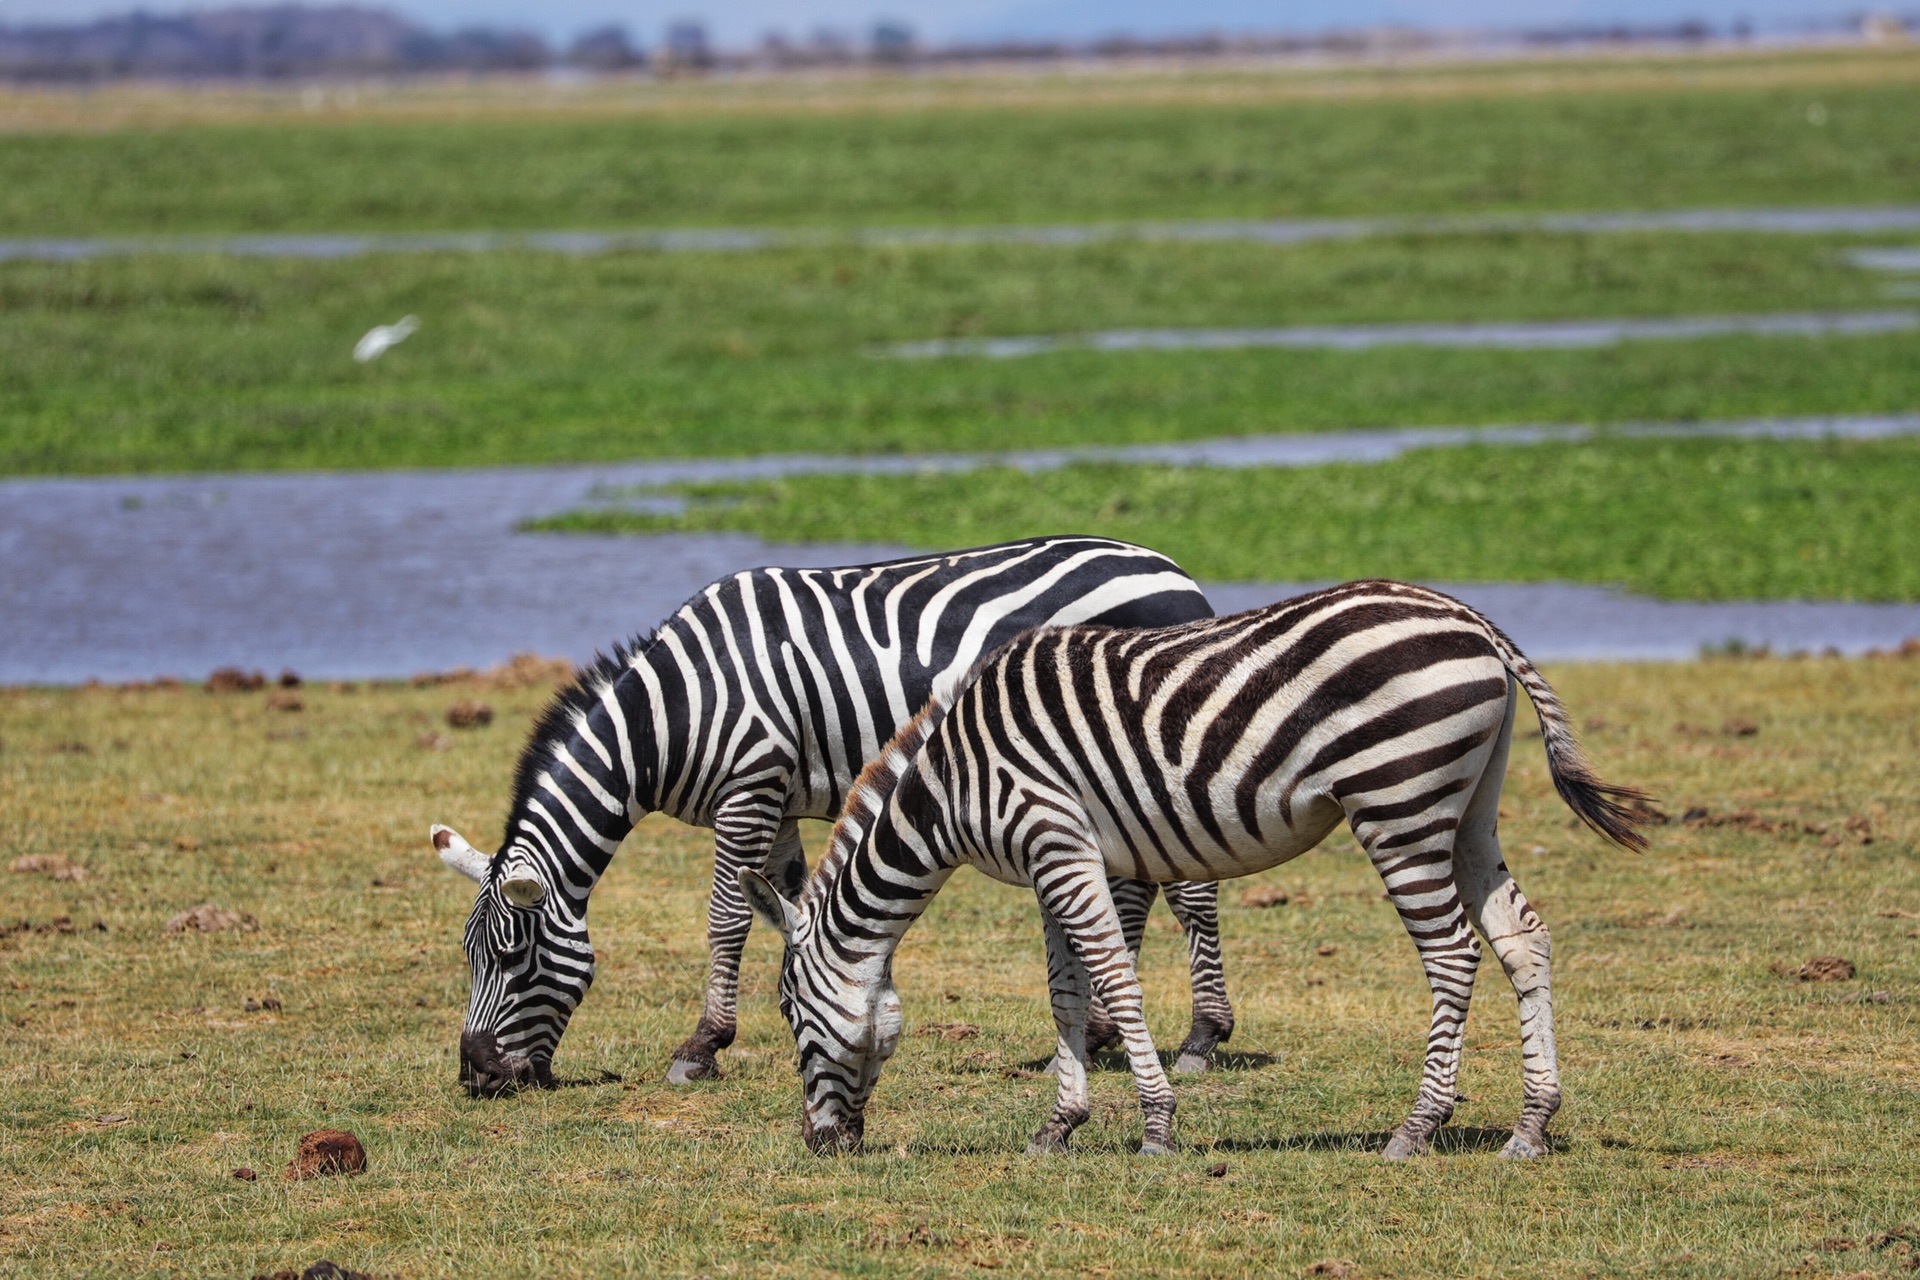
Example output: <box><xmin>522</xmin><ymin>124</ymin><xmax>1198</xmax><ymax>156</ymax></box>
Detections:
<box><xmin>2</xmin><ymin>662</ymin><xmax>1917</xmax><ymax>1276</ymax></box>
<box><xmin>6</xmin><ymin>77</ymin><xmax>1920</xmax><ymax>236</ymax></box>
<box><xmin>526</xmin><ymin>436</ymin><xmax>1920</xmax><ymax>602</ymax></box>
<box><xmin>4</xmin><ymin>233</ymin><xmax>1918</xmax><ymax>476</ymax></box>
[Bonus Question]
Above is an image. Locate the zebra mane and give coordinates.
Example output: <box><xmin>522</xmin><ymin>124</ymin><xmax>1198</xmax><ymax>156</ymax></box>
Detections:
<box><xmin>506</xmin><ymin>630</ymin><xmax>657</xmax><ymax>824</ymax></box>
<box><xmin>806</xmin><ymin>684</ymin><xmax>959</xmax><ymax>909</ymax></box>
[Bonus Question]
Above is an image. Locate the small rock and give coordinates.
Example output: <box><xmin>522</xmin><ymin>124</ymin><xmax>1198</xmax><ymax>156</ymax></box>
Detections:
<box><xmin>285</xmin><ymin>1129</ymin><xmax>367</xmax><ymax>1181</ymax></box>
<box><xmin>233</xmin><ymin>1166</ymin><xmax>258</xmax><ymax>1181</ymax></box>
<box><xmin>165</xmin><ymin>903</ymin><xmax>259</xmax><ymax>934</ymax></box>
<box><xmin>1206</xmin><ymin>1161</ymin><xmax>1229</xmax><ymax>1178</ymax></box>
<box><xmin>95</xmin><ymin>1114</ymin><xmax>130</xmax><ymax>1125</ymax></box>
<box><xmin>1240</xmin><ymin>884</ymin><xmax>1289</xmax><ymax>908</ymax></box>
<box><xmin>1316</xmin><ymin>944</ymin><xmax>1338</xmax><ymax>956</ymax></box>
<box><xmin>445</xmin><ymin>700</ymin><xmax>494</xmax><ymax>730</ymax></box>
<box><xmin>206</xmin><ymin>667</ymin><xmax>266</xmax><ymax>693</ymax></box>
<box><xmin>1797</xmin><ymin>955</ymin><xmax>1855</xmax><ymax>982</ymax></box>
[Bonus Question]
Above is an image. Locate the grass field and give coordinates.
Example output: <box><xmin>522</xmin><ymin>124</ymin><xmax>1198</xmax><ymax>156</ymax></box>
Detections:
<box><xmin>528</xmin><ymin>436</ymin><xmax>1920</xmax><ymax>602</ymax></box>
<box><xmin>4</xmin><ymin>50</ymin><xmax>1920</xmax><ymax>477</ymax></box>
<box><xmin>6</xmin><ymin>64</ymin><xmax>1920</xmax><ymax>235</ymax></box>
<box><xmin>2</xmin><ymin>660</ymin><xmax>1917</xmax><ymax>1277</ymax></box>
<box><xmin>4</xmin><ymin>232</ymin><xmax>1918</xmax><ymax>475</ymax></box>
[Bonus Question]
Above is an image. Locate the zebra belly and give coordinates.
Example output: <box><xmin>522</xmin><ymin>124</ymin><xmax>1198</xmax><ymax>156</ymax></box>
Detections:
<box><xmin>1091</xmin><ymin>795</ymin><xmax>1347</xmax><ymax>883</ymax></box>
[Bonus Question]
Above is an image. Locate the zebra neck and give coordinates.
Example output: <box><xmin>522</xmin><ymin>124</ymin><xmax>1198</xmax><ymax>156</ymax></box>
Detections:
<box><xmin>807</xmin><ymin>811</ymin><xmax>957</xmax><ymax>985</ymax></box>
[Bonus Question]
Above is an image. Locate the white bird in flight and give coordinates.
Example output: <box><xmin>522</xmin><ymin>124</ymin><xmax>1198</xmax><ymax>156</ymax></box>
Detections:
<box><xmin>353</xmin><ymin>315</ymin><xmax>419</xmax><ymax>362</ymax></box>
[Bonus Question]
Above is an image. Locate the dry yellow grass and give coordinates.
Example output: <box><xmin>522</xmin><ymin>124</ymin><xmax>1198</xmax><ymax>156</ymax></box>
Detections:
<box><xmin>1</xmin><ymin>656</ymin><xmax>1916</xmax><ymax>1276</ymax></box>
<box><xmin>3</xmin><ymin>42</ymin><xmax>1917</xmax><ymax>132</ymax></box>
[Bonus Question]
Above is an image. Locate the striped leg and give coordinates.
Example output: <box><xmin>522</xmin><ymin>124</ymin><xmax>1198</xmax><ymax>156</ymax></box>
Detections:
<box><xmin>1349</xmin><ymin>808</ymin><xmax>1481</xmax><ymax>1161</ymax></box>
<box><xmin>1083</xmin><ymin>877</ymin><xmax>1157</xmax><ymax>1054</ymax></box>
<box><xmin>1162</xmin><ymin>880</ymin><xmax>1235</xmax><ymax>1073</ymax></box>
<box><xmin>1033</xmin><ymin>857</ymin><xmax>1178</xmax><ymax>1155</ymax></box>
<box><xmin>1029</xmin><ymin>909</ymin><xmax>1094</xmax><ymax>1154</ymax></box>
<box><xmin>668</xmin><ymin>796</ymin><xmax>792</xmax><ymax>1084</ymax></box>
<box><xmin>1455</xmin><ymin>704</ymin><xmax>1561</xmax><ymax>1158</ymax></box>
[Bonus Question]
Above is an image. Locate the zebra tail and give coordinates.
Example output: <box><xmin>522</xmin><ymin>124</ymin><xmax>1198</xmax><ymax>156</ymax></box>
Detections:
<box><xmin>1472</xmin><ymin>611</ymin><xmax>1656</xmax><ymax>852</ymax></box>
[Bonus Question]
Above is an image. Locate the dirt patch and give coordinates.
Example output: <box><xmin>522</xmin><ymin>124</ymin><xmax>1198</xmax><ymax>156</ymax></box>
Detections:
<box><xmin>164</xmin><ymin>903</ymin><xmax>258</xmax><ymax>934</ymax></box>
<box><xmin>285</xmin><ymin>1130</ymin><xmax>367</xmax><ymax>1180</ymax></box>
<box><xmin>1240</xmin><ymin>885</ymin><xmax>1290</xmax><ymax>908</ymax></box>
<box><xmin>412</xmin><ymin>652</ymin><xmax>573</xmax><ymax>691</ymax></box>
<box><xmin>916</xmin><ymin>1022</ymin><xmax>979</xmax><ymax>1042</ymax></box>
<box><xmin>265</xmin><ymin>691</ymin><xmax>303</xmax><ymax>712</ymax></box>
<box><xmin>445</xmin><ymin>700</ymin><xmax>494</xmax><ymax>729</ymax></box>
<box><xmin>9</xmin><ymin>854</ymin><xmax>87</xmax><ymax>881</ymax></box>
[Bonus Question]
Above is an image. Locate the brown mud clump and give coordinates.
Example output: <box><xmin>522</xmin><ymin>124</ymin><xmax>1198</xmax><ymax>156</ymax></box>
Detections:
<box><xmin>285</xmin><ymin>1130</ymin><xmax>367</xmax><ymax>1180</ymax></box>
<box><xmin>1241</xmin><ymin>884</ymin><xmax>1290</xmax><ymax>908</ymax></box>
<box><xmin>165</xmin><ymin>903</ymin><xmax>259</xmax><ymax>934</ymax></box>
<box><xmin>1797</xmin><ymin>955</ymin><xmax>1856</xmax><ymax>982</ymax></box>
<box><xmin>206</xmin><ymin>667</ymin><xmax>266</xmax><ymax>693</ymax></box>
<box><xmin>445</xmin><ymin>699</ymin><xmax>494</xmax><ymax>729</ymax></box>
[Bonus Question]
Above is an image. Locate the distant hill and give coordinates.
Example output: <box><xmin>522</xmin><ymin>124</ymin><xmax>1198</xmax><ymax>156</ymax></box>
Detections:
<box><xmin>0</xmin><ymin>5</ymin><xmax>553</xmax><ymax>80</ymax></box>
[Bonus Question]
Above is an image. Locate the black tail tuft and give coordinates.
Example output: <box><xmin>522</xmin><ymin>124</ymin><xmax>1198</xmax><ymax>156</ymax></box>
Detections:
<box><xmin>1550</xmin><ymin>767</ymin><xmax>1657</xmax><ymax>852</ymax></box>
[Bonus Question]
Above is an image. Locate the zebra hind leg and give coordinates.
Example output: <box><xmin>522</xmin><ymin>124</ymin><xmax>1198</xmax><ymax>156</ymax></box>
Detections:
<box><xmin>1036</xmin><ymin>860</ymin><xmax>1178</xmax><ymax>1155</ymax></box>
<box><xmin>1029</xmin><ymin>910</ymin><xmax>1094</xmax><ymax>1154</ymax></box>
<box><xmin>1350</xmin><ymin>812</ymin><xmax>1480</xmax><ymax>1161</ymax></box>
<box><xmin>1080</xmin><ymin>877</ymin><xmax>1155</xmax><ymax>1057</ymax></box>
<box><xmin>1161</xmin><ymin>880</ymin><xmax>1235</xmax><ymax>1074</ymax></box>
<box><xmin>668</xmin><ymin>805</ymin><xmax>792</xmax><ymax>1085</ymax></box>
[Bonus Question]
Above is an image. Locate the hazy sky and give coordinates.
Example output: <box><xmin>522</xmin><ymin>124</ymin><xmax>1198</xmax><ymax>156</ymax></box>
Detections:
<box><xmin>0</xmin><ymin>0</ymin><xmax>1878</xmax><ymax>45</ymax></box>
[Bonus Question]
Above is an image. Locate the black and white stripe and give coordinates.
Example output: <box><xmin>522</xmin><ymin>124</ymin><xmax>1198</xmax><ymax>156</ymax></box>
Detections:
<box><xmin>430</xmin><ymin>536</ymin><xmax>1235</xmax><ymax>1094</ymax></box>
<box><xmin>744</xmin><ymin>579</ymin><xmax>1651</xmax><ymax>1158</ymax></box>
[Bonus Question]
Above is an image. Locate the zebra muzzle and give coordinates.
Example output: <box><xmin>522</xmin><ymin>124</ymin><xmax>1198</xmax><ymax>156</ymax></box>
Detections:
<box><xmin>460</xmin><ymin>1029</ymin><xmax>552</xmax><ymax>1097</ymax></box>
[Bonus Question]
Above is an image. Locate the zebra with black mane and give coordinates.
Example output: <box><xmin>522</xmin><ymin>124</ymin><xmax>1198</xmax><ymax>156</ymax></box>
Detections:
<box><xmin>429</xmin><ymin>536</ymin><xmax>1237</xmax><ymax>1095</ymax></box>
<box><xmin>743</xmin><ymin>580</ymin><xmax>1652</xmax><ymax>1159</ymax></box>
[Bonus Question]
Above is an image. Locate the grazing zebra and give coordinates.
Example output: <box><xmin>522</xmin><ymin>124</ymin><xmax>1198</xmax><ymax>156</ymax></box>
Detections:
<box><xmin>429</xmin><ymin>536</ymin><xmax>1237</xmax><ymax>1095</ymax></box>
<box><xmin>742</xmin><ymin>580</ymin><xmax>1651</xmax><ymax>1159</ymax></box>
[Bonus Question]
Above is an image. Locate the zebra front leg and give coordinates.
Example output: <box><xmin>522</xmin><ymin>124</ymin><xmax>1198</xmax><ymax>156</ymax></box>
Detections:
<box><xmin>1081</xmin><ymin>876</ymin><xmax>1156</xmax><ymax>1056</ymax></box>
<box><xmin>668</xmin><ymin>799</ymin><xmax>791</xmax><ymax>1084</ymax></box>
<box><xmin>1034</xmin><ymin>860</ymin><xmax>1177</xmax><ymax>1155</ymax></box>
<box><xmin>1351</xmin><ymin>813</ymin><xmax>1480</xmax><ymax>1160</ymax></box>
<box><xmin>1161</xmin><ymin>880</ymin><xmax>1235</xmax><ymax>1073</ymax></box>
<box><xmin>1029</xmin><ymin>909</ymin><xmax>1093</xmax><ymax>1154</ymax></box>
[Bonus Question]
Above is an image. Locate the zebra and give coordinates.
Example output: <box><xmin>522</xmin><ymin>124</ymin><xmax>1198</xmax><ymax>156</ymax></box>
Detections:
<box><xmin>741</xmin><ymin>579</ymin><xmax>1652</xmax><ymax>1159</ymax></box>
<box><xmin>428</xmin><ymin>536</ymin><xmax>1238</xmax><ymax>1096</ymax></box>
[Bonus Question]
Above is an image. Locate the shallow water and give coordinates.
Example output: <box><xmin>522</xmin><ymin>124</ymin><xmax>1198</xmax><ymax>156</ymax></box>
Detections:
<box><xmin>5</xmin><ymin>414</ymin><xmax>1918</xmax><ymax>684</ymax></box>
<box><xmin>880</xmin><ymin>310</ymin><xmax>1920</xmax><ymax>359</ymax></box>
<box><xmin>4</xmin><ymin>207</ymin><xmax>1920</xmax><ymax>262</ymax></box>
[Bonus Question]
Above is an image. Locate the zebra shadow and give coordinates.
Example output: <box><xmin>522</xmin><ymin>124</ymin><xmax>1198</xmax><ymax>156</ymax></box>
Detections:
<box><xmin>1012</xmin><ymin>1050</ymin><xmax>1282</xmax><ymax>1074</ymax></box>
<box><xmin>1205</xmin><ymin>1126</ymin><xmax>1524</xmax><ymax>1155</ymax></box>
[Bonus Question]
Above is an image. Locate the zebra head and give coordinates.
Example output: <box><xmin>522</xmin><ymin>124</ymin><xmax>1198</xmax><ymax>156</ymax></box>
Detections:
<box><xmin>741</xmin><ymin>867</ymin><xmax>903</xmax><ymax>1154</ymax></box>
<box><xmin>433</xmin><ymin>823</ymin><xmax>595</xmax><ymax>1097</ymax></box>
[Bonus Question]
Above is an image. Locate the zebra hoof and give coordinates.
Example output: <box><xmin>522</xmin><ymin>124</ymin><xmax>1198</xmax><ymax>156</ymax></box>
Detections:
<box><xmin>1172</xmin><ymin>1051</ymin><xmax>1209</xmax><ymax>1075</ymax></box>
<box><xmin>1499</xmin><ymin>1135</ymin><xmax>1544</xmax><ymax>1160</ymax></box>
<box><xmin>665</xmin><ymin>1058</ymin><xmax>720</xmax><ymax>1085</ymax></box>
<box><xmin>1138</xmin><ymin>1139</ymin><xmax>1176</xmax><ymax>1156</ymax></box>
<box><xmin>1025</xmin><ymin>1136</ymin><xmax>1070</xmax><ymax>1156</ymax></box>
<box><xmin>1381</xmin><ymin>1132</ymin><xmax>1427</xmax><ymax>1161</ymax></box>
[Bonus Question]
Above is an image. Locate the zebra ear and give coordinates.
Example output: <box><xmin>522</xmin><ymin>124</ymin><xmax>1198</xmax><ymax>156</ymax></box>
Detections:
<box><xmin>739</xmin><ymin>868</ymin><xmax>798</xmax><ymax>944</ymax></box>
<box><xmin>432</xmin><ymin>824</ymin><xmax>490</xmax><ymax>884</ymax></box>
